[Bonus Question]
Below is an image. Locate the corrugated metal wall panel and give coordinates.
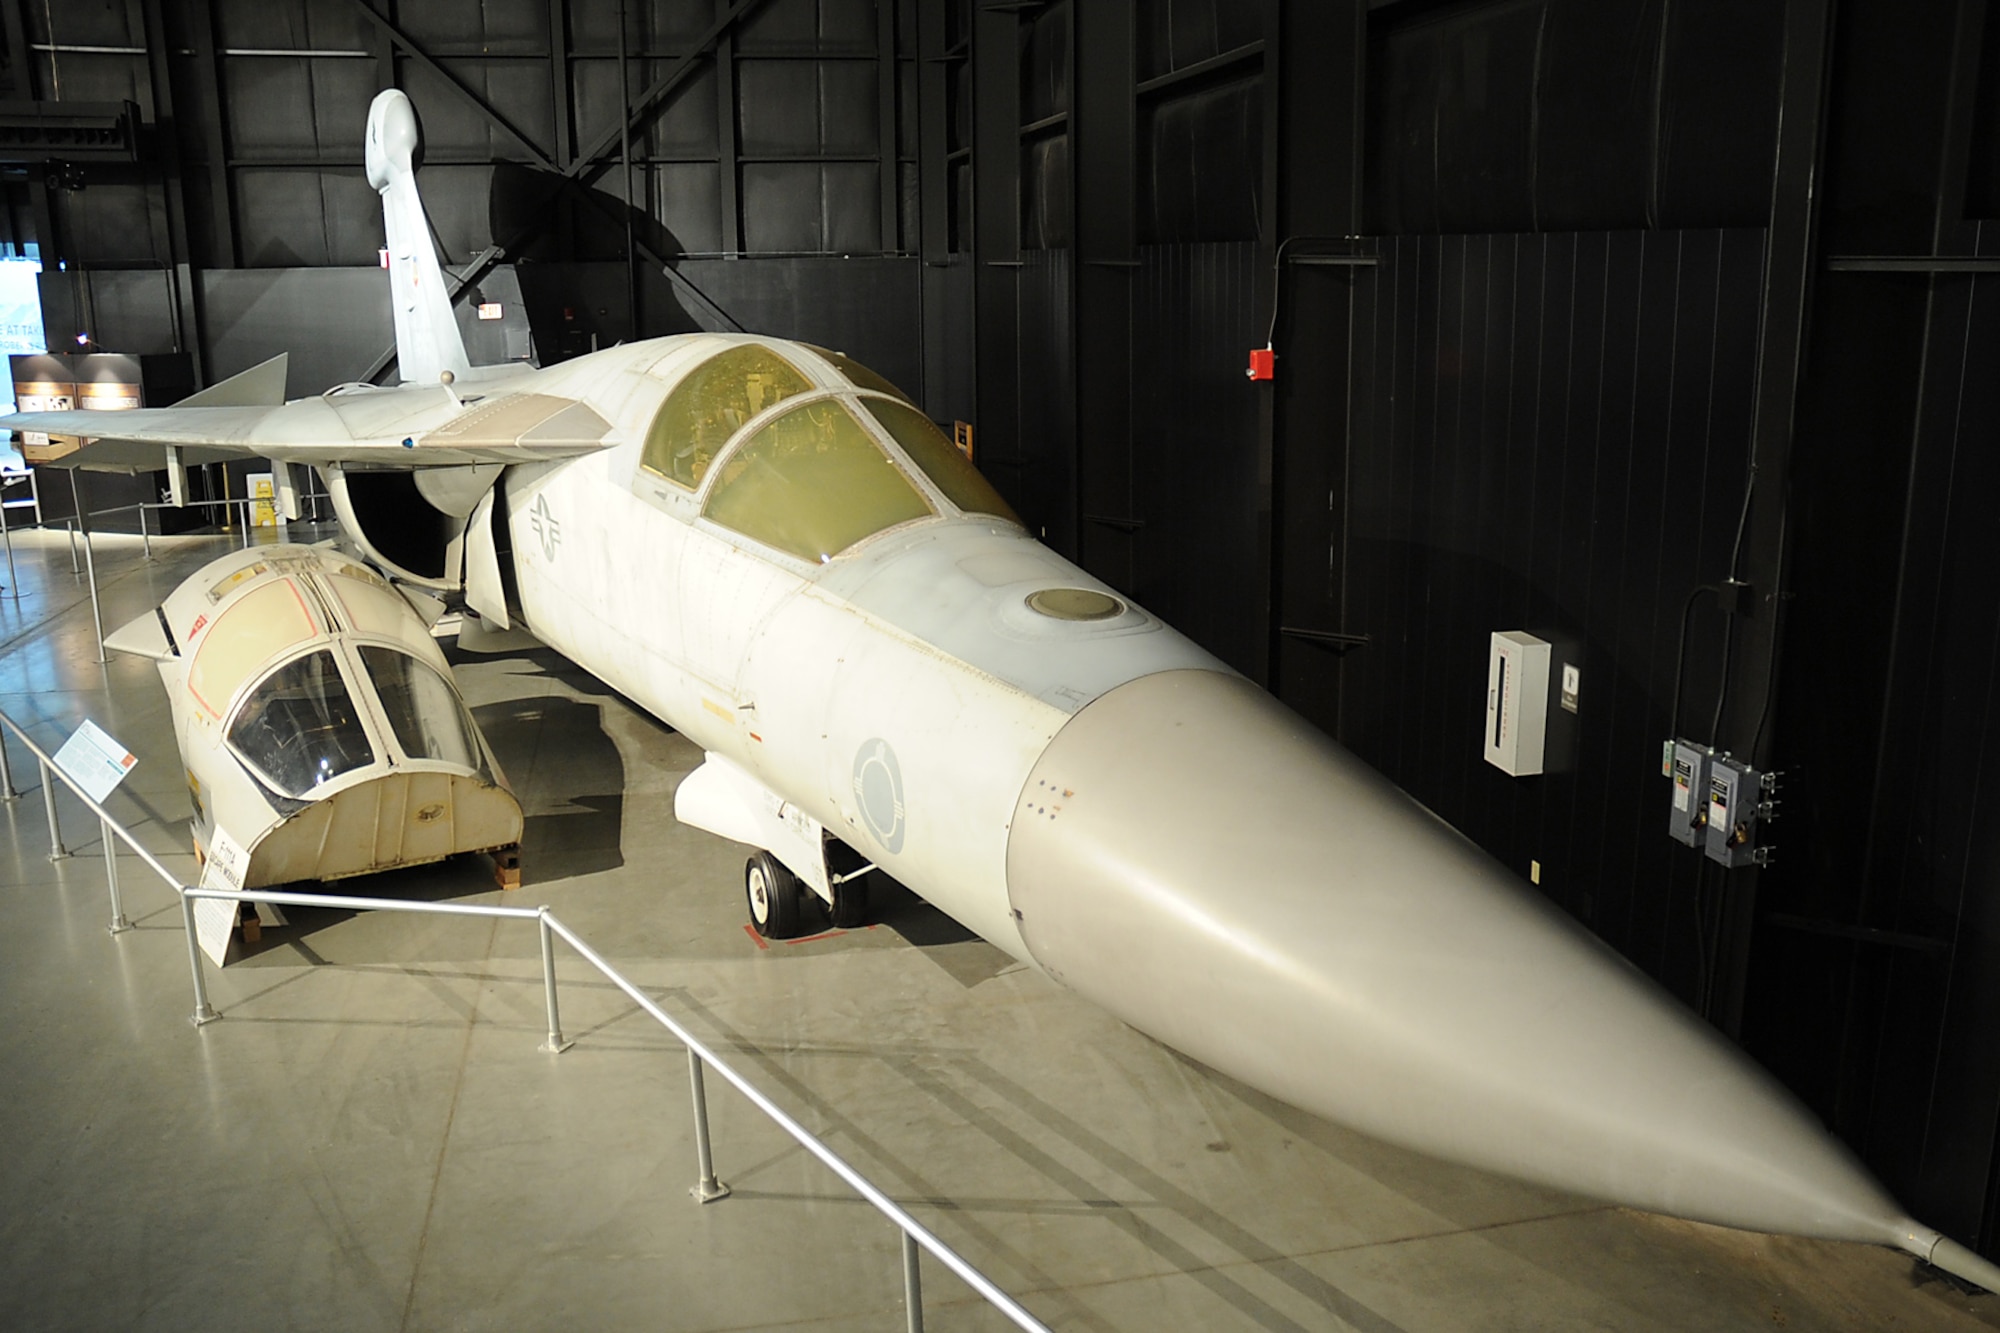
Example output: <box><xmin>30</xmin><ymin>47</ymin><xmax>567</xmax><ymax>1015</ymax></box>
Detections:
<box><xmin>1012</xmin><ymin>246</ymin><xmax>1072</xmax><ymax>544</ymax></box>
<box><xmin>1754</xmin><ymin>229</ymin><xmax>2000</xmax><ymax>1248</ymax></box>
<box><xmin>1339</xmin><ymin>228</ymin><xmax>1766</xmax><ymax>1006</ymax></box>
<box><xmin>1128</xmin><ymin>241</ymin><xmax>1262</xmax><ymax>674</ymax></box>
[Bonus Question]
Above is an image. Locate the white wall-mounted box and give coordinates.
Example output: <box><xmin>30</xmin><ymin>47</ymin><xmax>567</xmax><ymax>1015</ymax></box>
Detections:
<box><xmin>1485</xmin><ymin>630</ymin><xmax>1551</xmax><ymax>777</ymax></box>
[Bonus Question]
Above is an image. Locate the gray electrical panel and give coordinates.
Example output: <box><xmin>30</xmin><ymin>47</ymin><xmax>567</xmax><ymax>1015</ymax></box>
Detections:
<box><xmin>1668</xmin><ymin>740</ymin><xmax>1710</xmax><ymax>846</ymax></box>
<box><xmin>1704</xmin><ymin>756</ymin><xmax>1775</xmax><ymax>868</ymax></box>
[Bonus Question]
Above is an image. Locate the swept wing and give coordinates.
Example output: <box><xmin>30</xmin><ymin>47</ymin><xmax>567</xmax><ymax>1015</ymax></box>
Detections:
<box><xmin>3</xmin><ymin>371</ymin><xmax>615</xmax><ymax>472</ymax></box>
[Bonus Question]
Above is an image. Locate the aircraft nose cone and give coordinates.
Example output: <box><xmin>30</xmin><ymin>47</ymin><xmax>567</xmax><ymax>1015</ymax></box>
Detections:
<box><xmin>1005</xmin><ymin>669</ymin><xmax>1905</xmax><ymax>1245</ymax></box>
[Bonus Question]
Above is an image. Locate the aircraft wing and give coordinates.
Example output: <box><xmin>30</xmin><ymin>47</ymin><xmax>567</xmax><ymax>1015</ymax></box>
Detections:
<box><xmin>3</xmin><ymin>406</ymin><xmax>279</xmax><ymax>470</ymax></box>
<box><xmin>2</xmin><ymin>382</ymin><xmax>616</xmax><ymax>472</ymax></box>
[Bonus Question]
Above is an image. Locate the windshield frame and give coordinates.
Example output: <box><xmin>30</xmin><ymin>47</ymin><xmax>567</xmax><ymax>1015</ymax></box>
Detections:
<box><xmin>633</xmin><ymin>341</ymin><xmax>1024</xmax><ymax>566</ymax></box>
<box><xmin>695</xmin><ymin>391</ymin><xmax>939</xmax><ymax>566</ymax></box>
<box><xmin>353</xmin><ymin>643</ymin><xmax>494</xmax><ymax>779</ymax></box>
<box><xmin>223</xmin><ymin>646</ymin><xmax>379</xmax><ymax>801</ymax></box>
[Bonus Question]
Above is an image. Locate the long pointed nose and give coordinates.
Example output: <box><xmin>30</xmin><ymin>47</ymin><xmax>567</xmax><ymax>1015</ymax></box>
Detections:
<box><xmin>1005</xmin><ymin>669</ymin><xmax>1906</xmax><ymax>1246</ymax></box>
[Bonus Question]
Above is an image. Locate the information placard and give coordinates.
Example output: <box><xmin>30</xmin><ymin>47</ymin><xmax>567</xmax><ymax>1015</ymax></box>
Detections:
<box><xmin>195</xmin><ymin>826</ymin><xmax>251</xmax><ymax>966</ymax></box>
<box><xmin>51</xmin><ymin>719</ymin><xmax>137</xmax><ymax>804</ymax></box>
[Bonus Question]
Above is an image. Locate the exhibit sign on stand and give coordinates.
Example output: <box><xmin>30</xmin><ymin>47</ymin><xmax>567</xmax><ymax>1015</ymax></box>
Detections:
<box><xmin>51</xmin><ymin>718</ymin><xmax>136</xmax><ymax>803</ymax></box>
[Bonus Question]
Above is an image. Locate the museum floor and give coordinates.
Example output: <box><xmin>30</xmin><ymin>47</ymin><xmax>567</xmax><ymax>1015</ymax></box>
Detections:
<box><xmin>0</xmin><ymin>525</ymin><xmax>1994</xmax><ymax>1333</ymax></box>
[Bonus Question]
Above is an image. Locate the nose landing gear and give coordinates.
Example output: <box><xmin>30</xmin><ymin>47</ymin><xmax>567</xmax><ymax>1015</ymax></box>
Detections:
<box><xmin>745</xmin><ymin>850</ymin><xmax>805</xmax><ymax>939</ymax></box>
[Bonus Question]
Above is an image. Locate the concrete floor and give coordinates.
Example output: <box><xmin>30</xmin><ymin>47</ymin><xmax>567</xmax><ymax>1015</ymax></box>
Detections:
<box><xmin>0</xmin><ymin>523</ymin><xmax>1995</xmax><ymax>1333</ymax></box>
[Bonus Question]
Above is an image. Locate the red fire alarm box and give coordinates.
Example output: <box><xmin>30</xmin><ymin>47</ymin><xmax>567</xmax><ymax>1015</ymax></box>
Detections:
<box><xmin>1247</xmin><ymin>346</ymin><xmax>1275</xmax><ymax>381</ymax></box>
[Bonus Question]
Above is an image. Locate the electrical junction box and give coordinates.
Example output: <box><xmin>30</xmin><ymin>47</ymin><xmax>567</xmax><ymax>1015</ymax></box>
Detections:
<box><xmin>1484</xmin><ymin>631</ymin><xmax>1550</xmax><ymax>776</ymax></box>
<box><xmin>1668</xmin><ymin>739</ymin><xmax>1710</xmax><ymax>846</ymax></box>
<box><xmin>1705</xmin><ymin>755</ymin><xmax>1774</xmax><ymax>867</ymax></box>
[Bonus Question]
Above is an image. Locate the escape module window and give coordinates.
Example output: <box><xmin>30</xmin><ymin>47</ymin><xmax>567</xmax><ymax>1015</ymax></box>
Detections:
<box><xmin>640</xmin><ymin>343</ymin><xmax>812</xmax><ymax>488</ymax></box>
<box><xmin>703</xmin><ymin>398</ymin><xmax>934</xmax><ymax>563</ymax></box>
<box><xmin>227</xmin><ymin>650</ymin><xmax>374</xmax><ymax>797</ymax></box>
<box><xmin>359</xmin><ymin>646</ymin><xmax>486</xmax><ymax>774</ymax></box>
<box><xmin>858</xmin><ymin>396</ymin><xmax>1020</xmax><ymax>523</ymax></box>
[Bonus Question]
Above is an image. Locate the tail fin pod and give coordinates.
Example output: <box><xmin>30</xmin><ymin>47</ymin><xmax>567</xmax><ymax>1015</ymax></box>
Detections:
<box><xmin>365</xmin><ymin>89</ymin><xmax>472</xmax><ymax>387</ymax></box>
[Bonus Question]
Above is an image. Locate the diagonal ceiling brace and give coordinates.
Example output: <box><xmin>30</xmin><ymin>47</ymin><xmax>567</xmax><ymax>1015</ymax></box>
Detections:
<box><xmin>345</xmin><ymin>0</ymin><xmax>561</xmax><ymax>174</ymax></box>
<box><xmin>566</xmin><ymin>0</ymin><xmax>771</xmax><ymax>188</ymax></box>
<box><xmin>347</xmin><ymin>0</ymin><xmax>765</xmax><ymax>379</ymax></box>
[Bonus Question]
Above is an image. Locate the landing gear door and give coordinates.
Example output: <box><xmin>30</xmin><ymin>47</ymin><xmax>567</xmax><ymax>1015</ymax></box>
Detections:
<box><xmin>464</xmin><ymin>486</ymin><xmax>510</xmax><ymax>628</ymax></box>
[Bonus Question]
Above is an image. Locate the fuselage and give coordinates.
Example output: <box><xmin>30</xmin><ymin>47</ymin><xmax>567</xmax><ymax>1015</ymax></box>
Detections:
<box><xmin>493</xmin><ymin>333</ymin><xmax>1223</xmax><ymax>957</ymax></box>
<box><xmin>402</xmin><ymin>331</ymin><xmax>1947</xmax><ymax>1264</ymax></box>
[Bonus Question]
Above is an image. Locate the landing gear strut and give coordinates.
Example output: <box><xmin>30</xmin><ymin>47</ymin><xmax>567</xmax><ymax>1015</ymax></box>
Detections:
<box><xmin>829</xmin><ymin>869</ymin><xmax>871</xmax><ymax>929</ymax></box>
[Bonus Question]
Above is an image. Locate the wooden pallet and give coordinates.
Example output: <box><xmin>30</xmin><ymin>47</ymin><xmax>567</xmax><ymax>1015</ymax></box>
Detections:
<box><xmin>490</xmin><ymin>844</ymin><xmax>522</xmax><ymax>891</ymax></box>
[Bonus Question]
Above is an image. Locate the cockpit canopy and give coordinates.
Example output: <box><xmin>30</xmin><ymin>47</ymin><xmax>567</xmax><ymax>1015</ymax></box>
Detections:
<box><xmin>638</xmin><ymin>341</ymin><xmax>1019</xmax><ymax>564</ymax></box>
<box><xmin>226</xmin><ymin>643</ymin><xmax>487</xmax><ymax>800</ymax></box>
<box><xmin>642</xmin><ymin>343</ymin><xmax>811</xmax><ymax>489</ymax></box>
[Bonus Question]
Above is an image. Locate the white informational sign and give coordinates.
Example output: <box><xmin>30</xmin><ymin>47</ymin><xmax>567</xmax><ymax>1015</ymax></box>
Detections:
<box><xmin>51</xmin><ymin>718</ymin><xmax>137</xmax><ymax>804</ymax></box>
<box><xmin>193</xmin><ymin>896</ymin><xmax>236</xmax><ymax>967</ymax></box>
<box><xmin>195</xmin><ymin>826</ymin><xmax>252</xmax><ymax>966</ymax></box>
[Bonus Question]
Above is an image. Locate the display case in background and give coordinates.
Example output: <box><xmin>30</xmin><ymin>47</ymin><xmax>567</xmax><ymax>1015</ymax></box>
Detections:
<box><xmin>9</xmin><ymin>352</ymin><xmax>197</xmax><ymax>531</ymax></box>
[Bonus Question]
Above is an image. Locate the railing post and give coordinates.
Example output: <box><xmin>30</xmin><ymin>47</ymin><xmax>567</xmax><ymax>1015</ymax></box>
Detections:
<box><xmin>179</xmin><ymin>890</ymin><xmax>219</xmax><ymax>1026</ymax></box>
<box><xmin>80</xmin><ymin>526</ymin><xmax>106</xmax><ymax>665</ymax></box>
<box><xmin>68</xmin><ymin>472</ymin><xmax>107</xmax><ymax>662</ymax></box>
<box><xmin>240</xmin><ymin>499</ymin><xmax>252</xmax><ymax>548</ymax></box>
<box><xmin>902</xmin><ymin>1230</ymin><xmax>925</xmax><ymax>1333</ymax></box>
<box><xmin>102</xmin><ymin>817</ymin><xmax>131</xmax><ymax>934</ymax></box>
<box><xmin>40</xmin><ymin>760</ymin><xmax>68</xmax><ymax>859</ymax></box>
<box><xmin>0</xmin><ymin>724</ymin><xmax>18</xmax><ymax>799</ymax></box>
<box><xmin>538</xmin><ymin>911</ymin><xmax>572</xmax><ymax>1053</ymax></box>
<box><xmin>687</xmin><ymin>1049</ymin><xmax>732</xmax><ymax>1203</ymax></box>
<box><xmin>0</xmin><ymin>477</ymin><xmax>17</xmax><ymax>597</ymax></box>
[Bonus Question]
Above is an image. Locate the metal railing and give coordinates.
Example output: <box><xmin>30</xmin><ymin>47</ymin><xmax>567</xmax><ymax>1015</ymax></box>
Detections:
<box><xmin>0</xmin><ymin>705</ymin><xmax>1049</xmax><ymax>1333</ymax></box>
<box><xmin>0</xmin><ymin>486</ymin><xmax>332</xmax><ymax>662</ymax></box>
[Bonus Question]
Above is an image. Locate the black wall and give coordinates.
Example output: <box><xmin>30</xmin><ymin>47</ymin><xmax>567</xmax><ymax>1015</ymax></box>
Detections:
<box><xmin>961</xmin><ymin>0</ymin><xmax>2000</xmax><ymax>1264</ymax></box>
<box><xmin>1366</xmin><ymin>0</ymin><xmax>1784</xmax><ymax>233</ymax></box>
<box><xmin>1743</xmin><ymin>0</ymin><xmax>2000</xmax><ymax>1253</ymax></box>
<box><xmin>1342</xmin><ymin>229</ymin><xmax>1764</xmax><ymax>998</ymax></box>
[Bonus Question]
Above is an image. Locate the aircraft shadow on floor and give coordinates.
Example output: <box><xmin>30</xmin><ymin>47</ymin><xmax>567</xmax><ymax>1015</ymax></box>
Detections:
<box><xmin>471</xmin><ymin>693</ymin><xmax>625</xmax><ymax>885</ymax></box>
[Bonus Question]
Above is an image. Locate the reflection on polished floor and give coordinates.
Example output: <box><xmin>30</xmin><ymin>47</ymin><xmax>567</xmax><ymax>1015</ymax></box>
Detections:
<box><xmin>0</xmin><ymin>526</ymin><xmax>1994</xmax><ymax>1332</ymax></box>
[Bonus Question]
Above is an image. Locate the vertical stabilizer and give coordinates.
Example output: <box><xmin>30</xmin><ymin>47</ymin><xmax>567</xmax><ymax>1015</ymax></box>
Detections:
<box><xmin>365</xmin><ymin>89</ymin><xmax>473</xmax><ymax>386</ymax></box>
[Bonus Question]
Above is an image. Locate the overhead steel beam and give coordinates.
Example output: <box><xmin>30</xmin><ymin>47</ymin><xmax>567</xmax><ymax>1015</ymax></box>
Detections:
<box><xmin>970</xmin><ymin>0</ymin><xmax>1022</xmax><ymax>508</ymax></box>
<box><xmin>716</xmin><ymin>27</ymin><xmax>740</xmax><ymax>252</ymax></box>
<box><xmin>1071</xmin><ymin>0</ymin><xmax>1134</xmax><ymax>588</ymax></box>
<box><xmin>136</xmin><ymin>0</ymin><xmax>206</xmax><ymax>378</ymax></box>
<box><xmin>547</xmin><ymin>0</ymin><xmax>572</xmax><ymax>169</ymax></box>
<box><xmin>365</xmin><ymin>0</ymin><xmax>394</xmax><ymax>100</ymax></box>
<box><xmin>188</xmin><ymin>0</ymin><xmax>235</xmax><ymax>266</ymax></box>
<box><xmin>876</xmin><ymin>0</ymin><xmax>899</xmax><ymax>253</ymax></box>
<box><xmin>345</xmin><ymin>0</ymin><xmax>559</xmax><ymax>173</ymax></box>
<box><xmin>2</xmin><ymin>0</ymin><xmax>32</xmax><ymax>99</ymax></box>
<box><xmin>565</xmin><ymin>0</ymin><xmax>769</xmax><ymax>189</ymax></box>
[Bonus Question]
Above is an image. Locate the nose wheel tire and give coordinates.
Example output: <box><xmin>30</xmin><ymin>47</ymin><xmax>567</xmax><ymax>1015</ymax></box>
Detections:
<box><xmin>746</xmin><ymin>851</ymin><xmax>806</xmax><ymax>939</ymax></box>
